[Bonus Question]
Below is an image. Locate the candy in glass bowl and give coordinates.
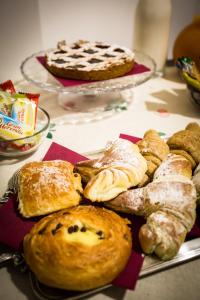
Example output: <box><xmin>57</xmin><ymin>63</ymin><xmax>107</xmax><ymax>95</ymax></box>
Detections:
<box><xmin>176</xmin><ymin>56</ymin><xmax>200</xmax><ymax>107</ymax></box>
<box><xmin>0</xmin><ymin>80</ymin><xmax>50</xmax><ymax>157</ymax></box>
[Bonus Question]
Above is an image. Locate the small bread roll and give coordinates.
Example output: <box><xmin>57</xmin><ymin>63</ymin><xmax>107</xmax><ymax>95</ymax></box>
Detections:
<box><xmin>23</xmin><ymin>205</ymin><xmax>132</xmax><ymax>291</ymax></box>
<box><xmin>18</xmin><ymin>160</ymin><xmax>83</xmax><ymax>218</ymax></box>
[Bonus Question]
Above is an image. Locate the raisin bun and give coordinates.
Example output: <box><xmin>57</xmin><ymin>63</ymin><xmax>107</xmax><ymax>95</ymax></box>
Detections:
<box><xmin>23</xmin><ymin>205</ymin><xmax>132</xmax><ymax>291</ymax></box>
<box><xmin>18</xmin><ymin>160</ymin><xmax>83</xmax><ymax>218</ymax></box>
<box><xmin>45</xmin><ymin>40</ymin><xmax>135</xmax><ymax>81</ymax></box>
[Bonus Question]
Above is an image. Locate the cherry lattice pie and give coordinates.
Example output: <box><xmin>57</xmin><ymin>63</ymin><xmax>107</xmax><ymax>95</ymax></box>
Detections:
<box><xmin>45</xmin><ymin>40</ymin><xmax>135</xmax><ymax>81</ymax></box>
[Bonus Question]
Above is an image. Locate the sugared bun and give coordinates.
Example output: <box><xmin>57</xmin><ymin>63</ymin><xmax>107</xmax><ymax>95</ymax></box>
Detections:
<box><xmin>18</xmin><ymin>160</ymin><xmax>83</xmax><ymax>218</ymax></box>
<box><xmin>23</xmin><ymin>205</ymin><xmax>132</xmax><ymax>291</ymax></box>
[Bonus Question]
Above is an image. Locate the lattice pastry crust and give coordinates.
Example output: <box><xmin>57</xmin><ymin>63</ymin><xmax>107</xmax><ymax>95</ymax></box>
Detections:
<box><xmin>45</xmin><ymin>40</ymin><xmax>135</xmax><ymax>81</ymax></box>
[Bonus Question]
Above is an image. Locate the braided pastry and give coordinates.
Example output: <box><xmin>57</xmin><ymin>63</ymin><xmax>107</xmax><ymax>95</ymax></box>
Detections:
<box><xmin>75</xmin><ymin>139</ymin><xmax>147</xmax><ymax>202</ymax></box>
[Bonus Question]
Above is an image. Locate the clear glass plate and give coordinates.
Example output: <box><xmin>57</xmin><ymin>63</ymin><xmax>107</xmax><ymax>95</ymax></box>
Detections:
<box><xmin>20</xmin><ymin>50</ymin><xmax>156</xmax><ymax>124</ymax></box>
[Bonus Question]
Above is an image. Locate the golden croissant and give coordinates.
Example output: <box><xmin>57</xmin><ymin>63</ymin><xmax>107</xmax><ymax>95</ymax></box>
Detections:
<box><xmin>167</xmin><ymin>122</ymin><xmax>200</xmax><ymax>169</ymax></box>
<box><xmin>136</xmin><ymin>129</ymin><xmax>169</xmax><ymax>186</ymax></box>
<box><xmin>107</xmin><ymin>154</ymin><xmax>197</xmax><ymax>260</ymax></box>
<box><xmin>75</xmin><ymin>139</ymin><xmax>147</xmax><ymax>202</ymax></box>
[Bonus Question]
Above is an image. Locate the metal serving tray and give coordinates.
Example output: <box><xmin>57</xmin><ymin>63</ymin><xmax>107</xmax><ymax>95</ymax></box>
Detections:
<box><xmin>1</xmin><ymin>237</ymin><xmax>200</xmax><ymax>300</ymax></box>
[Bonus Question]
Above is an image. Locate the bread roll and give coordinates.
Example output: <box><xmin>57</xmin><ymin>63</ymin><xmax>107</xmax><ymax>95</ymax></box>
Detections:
<box><xmin>23</xmin><ymin>205</ymin><xmax>132</xmax><ymax>291</ymax></box>
<box><xmin>18</xmin><ymin>160</ymin><xmax>83</xmax><ymax>218</ymax></box>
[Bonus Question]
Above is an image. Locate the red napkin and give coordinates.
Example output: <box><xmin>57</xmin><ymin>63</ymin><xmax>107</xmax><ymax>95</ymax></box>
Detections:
<box><xmin>119</xmin><ymin>133</ymin><xmax>141</xmax><ymax>144</ymax></box>
<box><xmin>0</xmin><ymin>143</ymin><xmax>87</xmax><ymax>251</ymax></box>
<box><xmin>0</xmin><ymin>141</ymin><xmax>144</xmax><ymax>290</ymax></box>
<box><xmin>37</xmin><ymin>56</ymin><xmax>150</xmax><ymax>88</ymax></box>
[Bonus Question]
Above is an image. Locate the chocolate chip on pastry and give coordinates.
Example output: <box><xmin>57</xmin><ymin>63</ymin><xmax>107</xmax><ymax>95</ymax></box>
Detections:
<box><xmin>45</xmin><ymin>40</ymin><xmax>135</xmax><ymax>81</ymax></box>
<box><xmin>18</xmin><ymin>160</ymin><xmax>83</xmax><ymax>218</ymax></box>
<box><xmin>23</xmin><ymin>205</ymin><xmax>132</xmax><ymax>291</ymax></box>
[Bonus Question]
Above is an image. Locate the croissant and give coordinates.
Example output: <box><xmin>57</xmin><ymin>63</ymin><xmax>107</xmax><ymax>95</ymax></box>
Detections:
<box><xmin>107</xmin><ymin>154</ymin><xmax>196</xmax><ymax>260</ymax></box>
<box><xmin>193</xmin><ymin>163</ymin><xmax>200</xmax><ymax>205</ymax></box>
<box><xmin>167</xmin><ymin>122</ymin><xmax>200</xmax><ymax>169</ymax></box>
<box><xmin>136</xmin><ymin>130</ymin><xmax>169</xmax><ymax>186</ymax></box>
<box><xmin>75</xmin><ymin>139</ymin><xmax>147</xmax><ymax>202</ymax></box>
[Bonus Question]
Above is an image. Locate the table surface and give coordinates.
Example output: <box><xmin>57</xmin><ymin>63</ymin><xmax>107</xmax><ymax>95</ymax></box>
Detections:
<box><xmin>0</xmin><ymin>66</ymin><xmax>200</xmax><ymax>300</ymax></box>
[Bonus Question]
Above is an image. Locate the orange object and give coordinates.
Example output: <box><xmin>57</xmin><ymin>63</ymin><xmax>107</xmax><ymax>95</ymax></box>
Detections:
<box><xmin>173</xmin><ymin>16</ymin><xmax>200</xmax><ymax>69</ymax></box>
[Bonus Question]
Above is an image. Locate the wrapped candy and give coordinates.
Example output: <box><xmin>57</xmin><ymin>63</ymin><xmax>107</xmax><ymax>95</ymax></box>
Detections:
<box><xmin>0</xmin><ymin>91</ymin><xmax>15</xmax><ymax>117</ymax></box>
<box><xmin>0</xmin><ymin>80</ymin><xmax>41</xmax><ymax>152</ymax></box>
<box><xmin>0</xmin><ymin>112</ymin><xmax>24</xmax><ymax>140</ymax></box>
<box><xmin>0</xmin><ymin>80</ymin><xmax>16</xmax><ymax>94</ymax></box>
<box><xmin>12</xmin><ymin>94</ymin><xmax>37</xmax><ymax>135</ymax></box>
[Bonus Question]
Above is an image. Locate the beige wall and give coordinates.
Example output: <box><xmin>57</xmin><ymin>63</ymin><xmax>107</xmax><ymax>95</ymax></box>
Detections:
<box><xmin>0</xmin><ymin>0</ymin><xmax>199</xmax><ymax>81</ymax></box>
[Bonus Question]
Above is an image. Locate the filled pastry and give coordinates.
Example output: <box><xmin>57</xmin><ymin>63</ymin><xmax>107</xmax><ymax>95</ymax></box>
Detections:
<box><xmin>23</xmin><ymin>205</ymin><xmax>132</xmax><ymax>291</ymax></box>
<box><xmin>18</xmin><ymin>160</ymin><xmax>83</xmax><ymax>218</ymax></box>
<box><xmin>75</xmin><ymin>139</ymin><xmax>147</xmax><ymax>201</ymax></box>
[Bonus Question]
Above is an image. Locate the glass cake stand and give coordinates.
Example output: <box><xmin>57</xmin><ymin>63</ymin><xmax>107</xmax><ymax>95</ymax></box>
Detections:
<box><xmin>20</xmin><ymin>49</ymin><xmax>156</xmax><ymax>124</ymax></box>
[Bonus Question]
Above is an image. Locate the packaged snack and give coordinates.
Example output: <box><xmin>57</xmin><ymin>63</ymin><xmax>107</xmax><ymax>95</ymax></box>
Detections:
<box><xmin>15</xmin><ymin>92</ymin><xmax>39</xmax><ymax>126</ymax></box>
<box><xmin>0</xmin><ymin>80</ymin><xmax>41</xmax><ymax>153</ymax></box>
<box><xmin>0</xmin><ymin>91</ymin><xmax>14</xmax><ymax>116</ymax></box>
<box><xmin>0</xmin><ymin>80</ymin><xmax>16</xmax><ymax>94</ymax></box>
<box><xmin>11</xmin><ymin>95</ymin><xmax>36</xmax><ymax>135</ymax></box>
<box><xmin>0</xmin><ymin>112</ymin><xmax>24</xmax><ymax>140</ymax></box>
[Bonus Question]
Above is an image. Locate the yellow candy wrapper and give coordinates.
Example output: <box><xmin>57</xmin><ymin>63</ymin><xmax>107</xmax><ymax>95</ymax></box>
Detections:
<box><xmin>0</xmin><ymin>91</ymin><xmax>15</xmax><ymax>117</ymax></box>
<box><xmin>0</xmin><ymin>112</ymin><xmax>24</xmax><ymax>140</ymax></box>
<box><xmin>11</xmin><ymin>95</ymin><xmax>36</xmax><ymax>136</ymax></box>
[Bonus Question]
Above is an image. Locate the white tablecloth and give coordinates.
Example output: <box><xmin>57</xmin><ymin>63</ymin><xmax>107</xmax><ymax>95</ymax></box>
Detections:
<box><xmin>0</xmin><ymin>67</ymin><xmax>200</xmax><ymax>300</ymax></box>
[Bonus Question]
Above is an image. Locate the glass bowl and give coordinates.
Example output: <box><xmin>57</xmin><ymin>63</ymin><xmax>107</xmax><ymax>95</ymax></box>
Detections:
<box><xmin>188</xmin><ymin>84</ymin><xmax>200</xmax><ymax>108</ymax></box>
<box><xmin>0</xmin><ymin>107</ymin><xmax>50</xmax><ymax>157</ymax></box>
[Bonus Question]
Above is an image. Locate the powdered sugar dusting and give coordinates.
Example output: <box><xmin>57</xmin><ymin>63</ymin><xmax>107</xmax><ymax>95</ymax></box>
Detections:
<box><xmin>99</xmin><ymin>139</ymin><xmax>146</xmax><ymax>170</ymax></box>
<box><xmin>32</xmin><ymin>166</ymin><xmax>69</xmax><ymax>192</ymax></box>
<box><xmin>154</xmin><ymin>153</ymin><xmax>190</xmax><ymax>180</ymax></box>
<box><xmin>20</xmin><ymin>161</ymin><xmax>73</xmax><ymax>196</ymax></box>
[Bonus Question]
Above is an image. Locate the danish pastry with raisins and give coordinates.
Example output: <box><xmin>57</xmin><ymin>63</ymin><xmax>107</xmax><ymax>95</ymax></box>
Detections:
<box><xmin>23</xmin><ymin>205</ymin><xmax>132</xmax><ymax>291</ymax></box>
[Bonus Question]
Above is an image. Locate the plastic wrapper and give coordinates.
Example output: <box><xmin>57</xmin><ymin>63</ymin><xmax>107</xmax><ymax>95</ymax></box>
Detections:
<box><xmin>0</xmin><ymin>80</ymin><xmax>40</xmax><ymax>152</ymax></box>
<box><xmin>0</xmin><ymin>91</ymin><xmax>15</xmax><ymax>117</ymax></box>
<box><xmin>0</xmin><ymin>80</ymin><xmax>16</xmax><ymax>94</ymax></box>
